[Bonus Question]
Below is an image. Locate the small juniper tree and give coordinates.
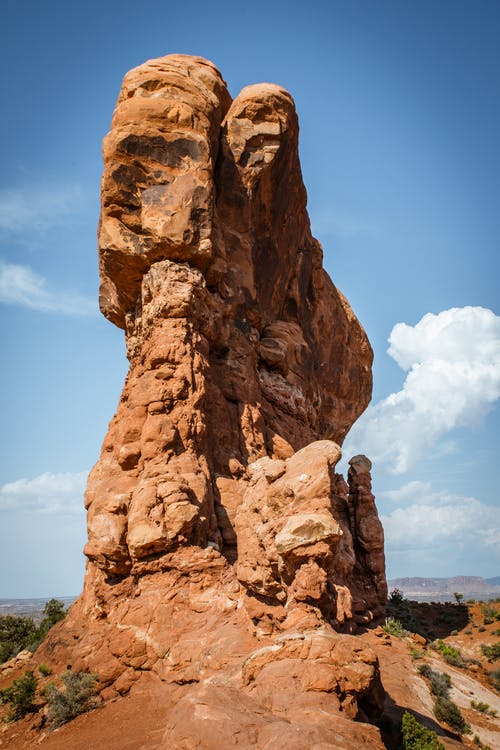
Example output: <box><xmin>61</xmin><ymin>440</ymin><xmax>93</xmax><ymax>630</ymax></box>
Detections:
<box><xmin>0</xmin><ymin>615</ymin><xmax>37</xmax><ymax>663</ymax></box>
<box><xmin>0</xmin><ymin>670</ymin><xmax>38</xmax><ymax>721</ymax></box>
<box><xmin>400</xmin><ymin>711</ymin><xmax>445</xmax><ymax>750</ymax></box>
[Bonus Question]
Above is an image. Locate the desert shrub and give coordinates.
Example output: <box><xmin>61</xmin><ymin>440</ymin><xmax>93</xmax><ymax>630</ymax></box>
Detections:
<box><xmin>481</xmin><ymin>604</ymin><xmax>498</xmax><ymax>619</ymax></box>
<box><xmin>400</xmin><ymin>711</ymin><xmax>445</xmax><ymax>750</ymax></box>
<box><xmin>488</xmin><ymin>668</ymin><xmax>500</xmax><ymax>691</ymax></box>
<box><xmin>0</xmin><ymin>615</ymin><xmax>37</xmax><ymax>664</ymax></box>
<box><xmin>468</xmin><ymin>658</ymin><xmax>483</xmax><ymax>667</ymax></box>
<box><xmin>481</xmin><ymin>643</ymin><xmax>500</xmax><ymax>661</ymax></box>
<box><xmin>418</xmin><ymin>663</ymin><xmax>432</xmax><ymax>678</ymax></box>
<box><xmin>418</xmin><ymin>664</ymin><xmax>451</xmax><ymax>698</ymax></box>
<box><xmin>431</xmin><ymin>639</ymin><xmax>467</xmax><ymax>668</ymax></box>
<box><xmin>0</xmin><ymin>670</ymin><xmax>38</xmax><ymax>721</ymax></box>
<box><xmin>465</xmin><ymin>630</ymin><xmax>473</xmax><ymax>635</ymax></box>
<box><xmin>473</xmin><ymin>734</ymin><xmax>493</xmax><ymax>749</ymax></box>
<box><xmin>45</xmin><ymin>671</ymin><xmax>99</xmax><ymax>726</ymax></box>
<box><xmin>429</xmin><ymin>671</ymin><xmax>451</xmax><ymax>699</ymax></box>
<box><xmin>470</xmin><ymin>700</ymin><xmax>497</xmax><ymax>717</ymax></box>
<box><xmin>434</xmin><ymin>696</ymin><xmax>469</xmax><ymax>734</ymax></box>
<box><xmin>484</xmin><ymin>617</ymin><xmax>494</xmax><ymax>625</ymax></box>
<box><xmin>38</xmin><ymin>663</ymin><xmax>52</xmax><ymax>676</ymax></box>
<box><xmin>493</xmin><ymin>629</ymin><xmax>500</xmax><ymax>636</ymax></box>
<box><xmin>410</xmin><ymin>647</ymin><xmax>424</xmax><ymax>660</ymax></box>
<box><xmin>383</xmin><ymin>617</ymin><xmax>409</xmax><ymax>638</ymax></box>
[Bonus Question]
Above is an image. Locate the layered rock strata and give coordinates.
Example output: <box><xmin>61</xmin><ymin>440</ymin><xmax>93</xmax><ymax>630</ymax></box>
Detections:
<box><xmin>38</xmin><ymin>54</ymin><xmax>387</xmax><ymax>747</ymax></box>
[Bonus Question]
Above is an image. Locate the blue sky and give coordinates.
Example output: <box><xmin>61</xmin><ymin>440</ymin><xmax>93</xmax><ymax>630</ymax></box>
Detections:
<box><xmin>0</xmin><ymin>0</ymin><xmax>499</xmax><ymax>597</ymax></box>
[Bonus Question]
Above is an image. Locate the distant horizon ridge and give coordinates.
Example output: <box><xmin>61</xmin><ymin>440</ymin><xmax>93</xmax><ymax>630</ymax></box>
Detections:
<box><xmin>388</xmin><ymin>575</ymin><xmax>500</xmax><ymax>594</ymax></box>
<box><xmin>2</xmin><ymin>576</ymin><xmax>500</xmax><ymax>601</ymax></box>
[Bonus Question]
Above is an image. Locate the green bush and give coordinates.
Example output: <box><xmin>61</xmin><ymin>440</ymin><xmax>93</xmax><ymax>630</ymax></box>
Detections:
<box><xmin>383</xmin><ymin>617</ymin><xmax>409</xmax><ymax>638</ymax></box>
<box><xmin>473</xmin><ymin>734</ymin><xmax>493</xmax><ymax>749</ymax></box>
<box><xmin>418</xmin><ymin>663</ymin><xmax>432</xmax><ymax>678</ymax></box>
<box><xmin>400</xmin><ymin>711</ymin><xmax>445</xmax><ymax>750</ymax></box>
<box><xmin>481</xmin><ymin>643</ymin><xmax>500</xmax><ymax>661</ymax></box>
<box><xmin>429</xmin><ymin>671</ymin><xmax>451</xmax><ymax>699</ymax></box>
<box><xmin>45</xmin><ymin>671</ymin><xmax>99</xmax><ymax>727</ymax></box>
<box><xmin>38</xmin><ymin>663</ymin><xmax>52</xmax><ymax>676</ymax></box>
<box><xmin>0</xmin><ymin>670</ymin><xmax>38</xmax><ymax>721</ymax></box>
<box><xmin>434</xmin><ymin>696</ymin><xmax>469</xmax><ymax>734</ymax></box>
<box><xmin>0</xmin><ymin>600</ymin><xmax>67</xmax><ymax>664</ymax></box>
<box><xmin>431</xmin><ymin>639</ymin><xmax>467</xmax><ymax>668</ymax></box>
<box><xmin>481</xmin><ymin>604</ymin><xmax>498</xmax><ymax>620</ymax></box>
<box><xmin>0</xmin><ymin>615</ymin><xmax>37</xmax><ymax>664</ymax></box>
<box><xmin>418</xmin><ymin>664</ymin><xmax>451</xmax><ymax>699</ymax></box>
<box><xmin>410</xmin><ymin>647</ymin><xmax>424</xmax><ymax>660</ymax></box>
<box><xmin>470</xmin><ymin>700</ymin><xmax>497</xmax><ymax>717</ymax></box>
<box><xmin>488</xmin><ymin>668</ymin><xmax>500</xmax><ymax>691</ymax></box>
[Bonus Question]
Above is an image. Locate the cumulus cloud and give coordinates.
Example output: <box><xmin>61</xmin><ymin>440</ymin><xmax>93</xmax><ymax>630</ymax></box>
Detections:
<box><xmin>0</xmin><ymin>183</ymin><xmax>84</xmax><ymax>237</ymax></box>
<box><xmin>380</xmin><ymin>481</ymin><xmax>499</xmax><ymax>551</ymax></box>
<box><xmin>345</xmin><ymin>306</ymin><xmax>500</xmax><ymax>473</ymax></box>
<box><xmin>0</xmin><ymin>471</ymin><xmax>88</xmax><ymax>515</ymax></box>
<box><xmin>0</xmin><ymin>259</ymin><xmax>96</xmax><ymax>316</ymax></box>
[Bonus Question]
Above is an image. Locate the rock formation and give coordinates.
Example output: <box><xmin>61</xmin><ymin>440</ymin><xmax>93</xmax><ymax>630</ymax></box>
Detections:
<box><xmin>37</xmin><ymin>54</ymin><xmax>388</xmax><ymax>747</ymax></box>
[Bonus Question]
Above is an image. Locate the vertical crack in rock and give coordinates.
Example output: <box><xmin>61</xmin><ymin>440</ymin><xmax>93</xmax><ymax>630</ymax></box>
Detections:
<box><xmin>37</xmin><ymin>54</ymin><xmax>389</xmax><ymax>749</ymax></box>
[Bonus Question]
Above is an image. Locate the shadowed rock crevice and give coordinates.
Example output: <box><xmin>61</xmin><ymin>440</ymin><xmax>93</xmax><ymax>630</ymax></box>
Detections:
<box><xmin>36</xmin><ymin>54</ymin><xmax>389</xmax><ymax>748</ymax></box>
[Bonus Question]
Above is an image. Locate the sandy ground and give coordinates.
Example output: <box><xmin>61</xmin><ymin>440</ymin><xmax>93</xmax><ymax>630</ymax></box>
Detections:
<box><xmin>1</xmin><ymin>600</ymin><xmax>499</xmax><ymax>749</ymax></box>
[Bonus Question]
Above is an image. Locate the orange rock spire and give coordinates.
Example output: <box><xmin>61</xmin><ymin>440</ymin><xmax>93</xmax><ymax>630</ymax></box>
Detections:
<box><xmin>37</xmin><ymin>55</ymin><xmax>387</xmax><ymax>748</ymax></box>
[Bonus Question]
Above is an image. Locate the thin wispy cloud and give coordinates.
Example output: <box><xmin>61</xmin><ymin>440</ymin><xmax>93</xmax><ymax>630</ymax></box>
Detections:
<box><xmin>0</xmin><ymin>259</ymin><xmax>96</xmax><ymax>316</ymax></box>
<box><xmin>0</xmin><ymin>471</ymin><xmax>88</xmax><ymax>515</ymax></box>
<box><xmin>0</xmin><ymin>182</ymin><xmax>85</xmax><ymax>238</ymax></box>
<box><xmin>345</xmin><ymin>306</ymin><xmax>500</xmax><ymax>473</ymax></box>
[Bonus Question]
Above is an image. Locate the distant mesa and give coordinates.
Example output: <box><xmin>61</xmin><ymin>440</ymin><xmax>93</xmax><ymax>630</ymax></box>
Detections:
<box><xmin>389</xmin><ymin>576</ymin><xmax>500</xmax><ymax>601</ymax></box>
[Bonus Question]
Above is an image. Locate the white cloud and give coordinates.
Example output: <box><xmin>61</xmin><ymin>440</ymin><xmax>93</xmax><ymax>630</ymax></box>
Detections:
<box><xmin>0</xmin><ymin>183</ymin><xmax>84</xmax><ymax>236</ymax></box>
<box><xmin>0</xmin><ymin>471</ymin><xmax>88</xmax><ymax>515</ymax></box>
<box><xmin>380</xmin><ymin>482</ymin><xmax>499</xmax><ymax>551</ymax></box>
<box><xmin>382</xmin><ymin>480</ymin><xmax>430</xmax><ymax>504</ymax></box>
<box><xmin>345</xmin><ymin>307</ymin><xmax>500</xmax><ymax>473</ymax></box>
<box><xmin>0</xmin><ymin>259</ymin><xmax>96</xmax><ymax>316</ymax></box>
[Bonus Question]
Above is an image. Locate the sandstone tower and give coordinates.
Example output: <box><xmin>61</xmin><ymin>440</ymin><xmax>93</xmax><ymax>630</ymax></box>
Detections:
<box><xmin>38</xmin><ymin>55</ymin><xmax>388</xmax><ymax>748</ymax></box>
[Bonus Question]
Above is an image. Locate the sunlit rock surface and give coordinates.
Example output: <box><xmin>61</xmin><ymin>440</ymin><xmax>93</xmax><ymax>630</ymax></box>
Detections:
<box><xmin>36</xmin><ymin>54</ymin><xmax>387</xmax><ymax>749</ymax></box>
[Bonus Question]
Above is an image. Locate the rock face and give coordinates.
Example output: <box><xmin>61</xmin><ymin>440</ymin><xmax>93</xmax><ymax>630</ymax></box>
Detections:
<box><xmin>38</xmin><ymin>54</ymin><xmax>387</xmax><ymax>747</ymax></box>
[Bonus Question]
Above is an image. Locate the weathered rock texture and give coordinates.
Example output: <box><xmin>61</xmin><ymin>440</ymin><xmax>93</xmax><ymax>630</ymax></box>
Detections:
<box><xmin>37</xmin><ymin>54</ymin><xmax>387</xmax><ymax>748</ymax></box>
